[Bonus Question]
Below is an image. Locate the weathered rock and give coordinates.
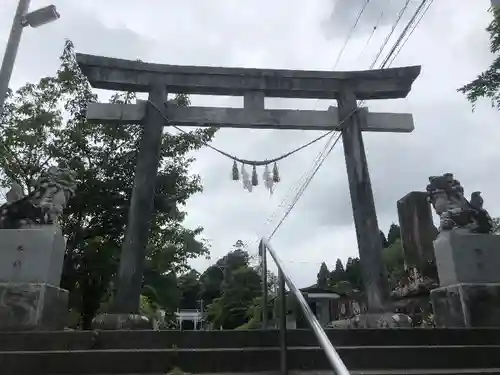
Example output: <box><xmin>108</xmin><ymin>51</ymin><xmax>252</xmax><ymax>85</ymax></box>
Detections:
<box><xmin>328</xmin><ymin>312</ymin><xmax>412</xmax><ymax>329</ymax></box>
<box><xmin>92</xmin><ymin>313</ymin><xmax>152</xmax><ymax>330</ymax></box>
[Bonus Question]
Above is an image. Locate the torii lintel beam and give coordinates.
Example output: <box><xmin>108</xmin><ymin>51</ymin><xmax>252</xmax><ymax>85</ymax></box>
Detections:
<box><xmin>85</xmin><ymin>102</ymin><xmax>414</xmax><ymax>133</ymax></box>
<box><xmin>76</xmin><ymin>53</ymin><xmax>421</xmax><ymax>100</ymax></box>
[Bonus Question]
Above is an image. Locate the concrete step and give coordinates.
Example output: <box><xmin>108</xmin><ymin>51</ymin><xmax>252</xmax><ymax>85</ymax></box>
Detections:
<box><xmin>57</xmin><ymin>371</ymin><xmax>500</xmax><ymax>375</ymax></box>
<box><xmin>2</xmin><ymin>346</ymin><xmax>500</xmax><ymax>374</ymax></box>
<box><xmin>353</xmin><ymin>371</ymin><xmax>500</xmax><ymax>375</ymax></box>
<box><xmin>2</xmin><ymin>329</ymin><xmax>500</xmax><ymax>351</ymax></box>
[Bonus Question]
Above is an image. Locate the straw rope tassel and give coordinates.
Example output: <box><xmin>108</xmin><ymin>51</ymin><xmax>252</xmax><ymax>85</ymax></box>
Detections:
<box><xmin>232</xmin><ymin>160</ymin><xmax>239</xmax><ymax>181</ymax></box>
<box><xmin>251</xmin><ymin>165</ymin><xmax>258</xmax><ymax>186</ymax></box>
<box><xmin>272</xmin><ymin>162</ymin><xmax>280</xmax><ymax>183</ymax></box>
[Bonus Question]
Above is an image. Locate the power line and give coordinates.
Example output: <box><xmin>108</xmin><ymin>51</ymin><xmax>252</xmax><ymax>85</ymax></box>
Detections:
<box><xmin>333</xmin><ymin>0</ymin><xmax>371</xmax><ymax>70</ymax></box>
<box><xmin>265</xmin><ymin>129</ymin><xmax>341</xmax><ymax>236</ymax></box>
<box><xmin>264</xmin><ymin>108</ymin><xmax>358</xmax><ymax>240</ymax></box>
<box><xmin>265</xmin><ymin>101</ymin><xmax>367</xmax><ymax>241</ymax></box>
<box><xmin>369</xmin><ymin>0</ymin><xmax>412</xmax><ymax>69</ymax></box>
<box><xmin>357</xmin><ymin>0</ymin><xmax>391</xmax><ymax>62</ymax></box>
<box><xmin>267</xmin><ymin>0</ymin><xmax>382</xmax><ymax>230</ymax></box>
<box><xmin>270</xmin><ymin>0</ymin><xmax>381</xmax><ymax>221</ymax></box>
<box><xmin>269</xmin><ymin>132</ymin><xmax>342</xmax><ymax>240</ymax></box>
<box><xmin>263</xmin><ymin>0</ymin><xmax>430</xmax><ymax>242</ymax></box>
<box><xmin>256</xmin><ymin>130</ymin><xmax>341</xmax><ymax>246</ymax></box>
<box><xmin>386</xmin><ymin>0</ymin><xmax>434</xmax><ymax>67</ymax></box>
<box><xmin>262</xmin><ymin>131</ymin><xmax>337</xmax><ymax>229</ymax></box>
<box><xmin>357</xmin><ymin>24</ymin><xmax>378</xmax><ymax>62</ymax></box>
<box><xmin>380</xmin><ymin>0</ymin><xmax>430</xmax><ymax>68</ymax></box>
<box><xmin>148</xmin><ymin>99</ymin><xmax>345</xmax><ymax>242</ymax></box>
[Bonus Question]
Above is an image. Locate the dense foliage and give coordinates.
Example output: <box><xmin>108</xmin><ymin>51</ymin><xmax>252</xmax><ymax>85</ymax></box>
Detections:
<box><xmin>459</xmin><ymin>7</ymin><xmax>500</xmax><ymax>109</ymax></box>
<box><xmin>0</xmin><ymin>40</ymin><xmax>216</xmax><ymax>328</ymax></box>
<box><xmin>315</xmin><ymin>223</ymin><xmax>403</xmax><ymax>293</ymax></box>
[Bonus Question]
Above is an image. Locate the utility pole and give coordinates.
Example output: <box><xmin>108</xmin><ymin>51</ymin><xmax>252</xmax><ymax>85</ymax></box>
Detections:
<box><xmin>0</xmin><ymin>0</ymin><xmax>30</xmax><ymax>113</ymax></box>
<box><xmin>0</xmin><ymin>0</ymin><xmax>60</xmax><ymax>114</ymax></box>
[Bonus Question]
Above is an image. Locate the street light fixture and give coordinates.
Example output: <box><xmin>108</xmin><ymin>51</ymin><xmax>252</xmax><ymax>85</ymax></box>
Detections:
<box><xmin>22</xmin><ymin>5</ymin><xmax>60</xmax><ymax>28</ymax></box>
<box><xmin>0</xmin><ymin>0</ymin><xmax>60</xmax><ymax>114</ymax></box>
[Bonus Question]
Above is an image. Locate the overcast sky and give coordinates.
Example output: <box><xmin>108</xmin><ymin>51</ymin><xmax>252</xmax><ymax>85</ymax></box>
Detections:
<box><xmin>1</xmin><ymin>0</ymin><xmax>499</xmax><ymax>288</ymax></box>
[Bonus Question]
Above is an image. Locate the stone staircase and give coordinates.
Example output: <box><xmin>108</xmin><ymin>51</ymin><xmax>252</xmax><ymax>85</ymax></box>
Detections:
<box><xmin>1</xmin><ymin>329</ymin><xmax>500</xmax><ymax>374</ymax></box>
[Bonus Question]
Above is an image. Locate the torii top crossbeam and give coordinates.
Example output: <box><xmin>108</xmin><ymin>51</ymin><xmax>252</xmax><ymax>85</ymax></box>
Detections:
<box><xmin>76</xmin><ymin>53</ymin><xmax>420</xmax><ymax>100</ymax></box>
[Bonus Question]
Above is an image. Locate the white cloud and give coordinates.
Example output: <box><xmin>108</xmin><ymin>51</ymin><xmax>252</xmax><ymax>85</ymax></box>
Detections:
<box><xmin>1</xmin><ymin>0</ymin><xmax>499</xmax><ymax>288</ymax></box>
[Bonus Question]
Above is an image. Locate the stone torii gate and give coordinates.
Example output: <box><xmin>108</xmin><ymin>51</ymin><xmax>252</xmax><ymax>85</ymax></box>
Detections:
<box><xmin>76</xmin><ymin>53</ymin><xmax>420</xmax><ymax>316</ymax></box>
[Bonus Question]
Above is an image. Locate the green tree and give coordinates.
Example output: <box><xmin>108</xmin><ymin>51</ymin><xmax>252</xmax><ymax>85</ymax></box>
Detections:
<box><xmin>199</xmin><ymin>265</ymin><xmax>225</xmax><ymax>306</ymax></box>
<box><xmin>331</xmin><ymin>280</ymin><xmax>354</xmax><ymax>295</ymax></box>
<box><xmin>345</xmin><ymin>257</ymin><xmax>363</xmax><ymax>291</ymax></box>
<box><xmin>217</xmin><ymin>248</ymin><xmax>250</xmax><ymax>272</ymax></box>
<box><xmin>492</xmin><ymin>217</ymin><xmax>500</xmax><ymax>234</ymax></box>
<box><xmin>0</xmin><ymin>40</ymin><xmax>216</xmax><ymax>328</ymax></box>
<box><xmin>459</xmin><ymin>7</ymin><xmax>500</xmax><ymax>109</ymax></box>
<box><xmin>380</xmin><ymin>230</ymin><xmax>388</xmax><ymax>248</ymax></box>
<box><xmin>387</xmin><ymin>223</ymin><xmax>401</xmax><ymax>247</ymax></box>
<box><xmin>253</xmin><ymin>263</ymin><xmax>278</xmax><ymax>295</ymax></box>
<box><xmin>208</xmin><ymin>265</ymin><xmax>261</xmax><ymax>329</ymax></box>
<box><xmin>233</xmin><ymin>239</ymin><xmax>247</xmax><ymax>252</ymax></box>
<box><xmin>202</xmin><ymin>244</ymin><xmax>267</xmax><ymax>329</ymax></box>
<box><xmin>199</xmin><ymin>244</ymin><xmax>251</xmax><ymax>306</ymax></box>
<box><xmin>141</xmin><ymin>269</ymin><xmax>179</xmax><ymax>321</ymax></box>
<box><xmin>334</xmin><ymin>258</ymin><xmax>345</xmax><ymax>273</ymax></box>
<box><xmin>329</xmin><ymin>258</ymin><xmax>346</xmax><ymax>286</ymax></box>
<box><xmin>178</xmin><ymin>270</ymin><xmax>201</xmax><ymax>309</ymax></box>
<box><xmin>316</xmin><ymin>262</ymin><xmax>330</xmax><ymax>288</ymax></box>
<box><xmin>383</xmin><ymin>239</ymin><xmax>406</xmax><ymax>289</ymax></box>
<box><xmin>235</xmin><ymin>296</ymin><xmax>265</xmax><ymax>330</ymax></box>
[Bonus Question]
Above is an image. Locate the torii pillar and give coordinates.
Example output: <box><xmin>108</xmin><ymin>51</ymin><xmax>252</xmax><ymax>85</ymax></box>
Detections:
<box><xmin>76</xmin><ymin>53</ymin><xmax>420</xmax><ymax>317</ymax></box>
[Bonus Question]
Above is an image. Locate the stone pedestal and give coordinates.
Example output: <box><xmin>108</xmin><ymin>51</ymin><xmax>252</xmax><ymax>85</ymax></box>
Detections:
<box><xmin>433</xmin><ymin>230</ymin><xmax>500</xmax><ymax>287</ymax></box>
<box><xmin>431</xmin><ymin>283</ymin><xmax>500</xmax><ymax>327</ymax></box>
<box><xmin>0</xmin><ymin>283</ymin><xmax>68</xmax><ymax>330</ymax></box>
<box><xmin>430</xmin><ymin>230</ymin><xmax>500</xmax><ymax>327</ymax></box>
<box><xmin>0</xmin><ymin>226</ymin><xmax>69</xmax><ymax>331</ymax></box>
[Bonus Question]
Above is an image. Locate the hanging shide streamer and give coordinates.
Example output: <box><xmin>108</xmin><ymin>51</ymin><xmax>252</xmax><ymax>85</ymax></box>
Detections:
<box><xmin>232</xmin><ymin>161</ymin><xmax>281</xmax><ymax>194</ymax></box>
<box><xmin>241</xmin><ymin>164</ymin><xmax>252</xmax><ymax>192</ymax></box>
<box><xmin>263</xmin><ymin>165</ymin><xmax>274</xmax><ymax>194</ymax></box>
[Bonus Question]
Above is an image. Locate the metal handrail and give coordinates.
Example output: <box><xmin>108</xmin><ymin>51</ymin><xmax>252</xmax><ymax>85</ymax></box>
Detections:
<box><xmin>260</xmin><ymin>238</ymin><xmax>351</xmax><ymax>375</ymax></box>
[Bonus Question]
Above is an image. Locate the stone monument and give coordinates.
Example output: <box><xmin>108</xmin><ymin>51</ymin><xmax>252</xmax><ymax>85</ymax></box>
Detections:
<box><xmin>0</xmin><ymin>164</ymin><xmax>76</xmax><ymax>330</ymax></box>
<box><xmin>390</xmin><ymin>192</ymin><xmax>439</xmax><ymax>326</ymax></box>
<box><xmin>428</xmin><ymin>173</ymin><xmax>500</xmax><ymax>327</ymax></box>
<box><xmin>397</xmin><ymin>191</ymin><xmax>439</xmax><ymax>281</ymax></box>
